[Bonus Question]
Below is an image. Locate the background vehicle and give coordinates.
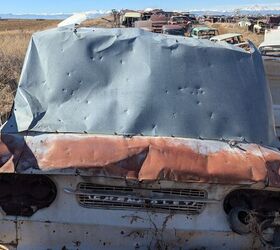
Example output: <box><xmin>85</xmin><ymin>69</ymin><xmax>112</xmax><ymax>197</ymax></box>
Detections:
<box><xmin>162</xmin><ymin>24</ymin><xmax>185</xmax><ymax>36</ymax></box>
<box><xmin>190</xmin><ymin>26</ymin><xmax>219</xmax><ymax>39</ymax></box>
<box><xmin>168</xmin><ymin>15</ymin><xmax>192</xmax><ymax>32</ymax></box>
<box><xmin>254</xmin><ymin>20</ymin><xmax>269</xmax><ymax>34</ymax></box>
<box><xmin>135</xmin><ymin>14</ymin><xmax>168</xmax><ymax>33</ymax></box>
<box><xmin>238</xmin><ymin>19</ymin><xmax>251</xmax><ymax>28</ymax></box>
<box><xmin>121</xmin><ymin>11</ymin><xmax>142</xmax><ymax>27</ymax></box>
<box><xmin>210</xmin><ymin>33</ymin><xmax>249</xmax><ymax>50</ymax></box>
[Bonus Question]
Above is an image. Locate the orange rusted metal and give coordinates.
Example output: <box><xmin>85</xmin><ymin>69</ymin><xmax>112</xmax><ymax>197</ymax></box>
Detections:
<box><xmin>1</xmin><ymin>133</ymin><xmax>280</xmax><ymax>186</ymax></box>
<box><xmin>258</xmin><ymin>147</ymin><xmax>280</xmax><ymax>187</ymax></box>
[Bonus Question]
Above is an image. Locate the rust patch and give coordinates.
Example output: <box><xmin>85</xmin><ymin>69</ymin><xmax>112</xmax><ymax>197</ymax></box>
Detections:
<box><xmin>258</xmin><ymin>146</ymin><xmax>280</xmax><ymax>187</ymax></box>
<box><xmin>266</xmin><ymin>161</ymin><xmax>280</xmax><ymax>187</ymax></box>
<box><xmin>1</xmin><ymin>133</ymin><xmax>280</xmax><ymax>186</ymax></box>
<box><xmin>0</xmin><ymin>134</ymin><xmax>26</xmax><ymax>173</ymax></box>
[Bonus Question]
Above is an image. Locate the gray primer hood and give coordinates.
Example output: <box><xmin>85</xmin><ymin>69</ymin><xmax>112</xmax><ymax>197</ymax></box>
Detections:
<box><xmin>3</xmin><ymin>27</ymin><xmax>277</xmax><ymax>146</ymax></box>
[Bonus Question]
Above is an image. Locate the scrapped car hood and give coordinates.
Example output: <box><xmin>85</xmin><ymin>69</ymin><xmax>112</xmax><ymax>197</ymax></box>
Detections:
<box><xmin>2</xmin><ymin>27</ymin><xmax>277</xmax><ymax>147</ymax></box>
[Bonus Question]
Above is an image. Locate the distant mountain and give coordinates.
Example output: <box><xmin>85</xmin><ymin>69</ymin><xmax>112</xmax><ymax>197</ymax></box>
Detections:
<box><xmin>240</xmin><ymin>4</ymin><xmax>280</xmax><ymax>12</ymax></box>
<box><xmin>190</xmin><ymin>4</ymin><xmax>280</xmax><ymax>16</ymax></box>
<box><xmin>1</xmin><ymin>5</ymin><xmax>280</xmax><ymax>20</ymax></box>
<box><xmin>0</xmin><ymin>13</ymin><xmax>70</xmax><ymax>20</ymax></box>
<box><xmin>0</xmin><ymin>10</ymin><xmax>109</xmax><ymax>20</ymax></box>
<box><xmin>190</xmin><ymin>10</ymin><xmax>280</xmax><ymax>16</ymax></box>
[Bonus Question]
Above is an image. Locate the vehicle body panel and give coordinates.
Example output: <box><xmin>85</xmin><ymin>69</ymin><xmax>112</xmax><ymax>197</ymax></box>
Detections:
<box><xmin>0</xmin><ymin>27</ymin><xmax>279</xmax><ymax>249</ymax></box>
<box><xmin>0</xmin><ymin>175</ymin><xmax>266</xmax><ymax>249</ymax></box>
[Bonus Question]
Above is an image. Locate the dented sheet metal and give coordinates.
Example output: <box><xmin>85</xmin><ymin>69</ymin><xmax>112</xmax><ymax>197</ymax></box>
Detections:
<box><xmin>1</xmin><ymin>133</ymin><xmax>280</xmax><ymax>186</ymax></box>
<box><xmin>2</xmin><ymin>27</ymin><xmax>277</xmax><ymax>147</ymax></box>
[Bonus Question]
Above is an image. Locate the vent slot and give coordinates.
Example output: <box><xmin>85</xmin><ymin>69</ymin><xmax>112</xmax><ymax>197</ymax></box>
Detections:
<box><xmin>76</xmin><ymin>183</ymin><xmax>207</xmax><ymax>215</ymax></box>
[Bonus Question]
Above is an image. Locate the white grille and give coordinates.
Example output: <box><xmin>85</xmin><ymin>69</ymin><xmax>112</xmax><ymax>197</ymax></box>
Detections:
<box><xmin>76</xmin><ymin>183</ymin><xmax>207</xmax><ymax>215</ymax></box>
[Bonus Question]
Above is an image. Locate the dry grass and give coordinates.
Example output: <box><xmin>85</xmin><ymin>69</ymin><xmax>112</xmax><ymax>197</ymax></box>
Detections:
<box><xmin>81</xmin><ymin>16</ymin><xmax>115</xmax><ymax>28</ymax></box>
<box><xmin>0</xmin><ymin>19</ymin><xmax>59</xmax><ymax>32</ymax></box>
<box><xmin>0</xmin><ymin>20</ymin><xmax>59</xmax><ymax>120</ymax></box>
<box><xmin>0</xmin><ymin>17</ymin><xmax>114</xmax><ymax>120</ymax></box>
<box><xmin>0</xmin><ymin>30</ymin><xmax>30</xmax><ymax>117</ymax></box>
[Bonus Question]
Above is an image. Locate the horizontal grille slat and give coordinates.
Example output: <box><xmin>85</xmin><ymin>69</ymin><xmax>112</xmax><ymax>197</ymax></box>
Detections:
<box><xmin>76</xmin><ymin>183</ymin><xmax>207</xmax><ymax>215</ymax></box>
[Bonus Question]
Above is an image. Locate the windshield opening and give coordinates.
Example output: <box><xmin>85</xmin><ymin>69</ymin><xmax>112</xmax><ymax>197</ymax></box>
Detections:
<box><xmin>224</xmin><ymin>36</ymin><xmax>245</xmax><ymax>45</ymax></box>
<box><xmin>165</xmin><ymin>29</ymin><xmax>185</xmax><ymax>36</ymax></box>
<box><xmin>171</xmin><ymin>16</ymin><xmax>189</xmax><ymax>23</ymax></box>
<box><xmin>198</xmin><ymin>30</ymin><xmax>218</xmax><ymax>38</ymax></box>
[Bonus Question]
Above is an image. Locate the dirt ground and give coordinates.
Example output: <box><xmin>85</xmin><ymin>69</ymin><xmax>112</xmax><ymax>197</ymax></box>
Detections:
<box><xmin>0</xmin><ymin>18</ymin><xmax>265</xmax><ymax>121</ymax></box>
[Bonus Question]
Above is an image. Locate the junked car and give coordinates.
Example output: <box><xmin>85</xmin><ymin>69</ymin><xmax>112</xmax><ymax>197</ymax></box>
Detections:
<box><xmin>120</xmin><ymin>11</ymin><xmax>142</xmax><ymax>27</ymax></box>
<box><xmin>254</xmin><ymin>20</ymin><xmax>269</xmax><ymax>34</ymax></box>
<box><xmin>168</xmin><ymin>15</ymin><xmax>192</xmax><ymax>32</ymax></box>
<box><xmin>210</xmin><ymin>33</ymin><xmax>250</xmax><ymax>50</ymax></box>
<box><xmin>190</xmin><ymin>26</ymin><xmax>219</xmax><ymax>39</ymax></box>
<box><xmin>0</xmin><ymin>15</ymin><xmax>280</xmax><ymax>250</ymax></box>
<box><xmin>238</xmin><ymin>19</ymin><xmax>251</xmax><ymax>28</ymax></box>
<box><xmin>162</xmin><ymin>24</ymin><xmax>185</xmax><ymax>36</ymax></box>
<box><xmin>134</xmin><ymin>14</ymin><xmax>168</xmax><ymax>33</ymax></box>
<box><xmin>259</xmin><ymin>29</ymin><xmax>280</xmax><ymax>57</ymax></box>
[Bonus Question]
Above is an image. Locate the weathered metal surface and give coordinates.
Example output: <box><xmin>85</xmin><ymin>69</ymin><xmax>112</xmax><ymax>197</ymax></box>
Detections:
<box><xmin>259</xmin><ymin>146</ymin><xmax>280</xmax><ymax>187</ymax></box>
<box><xmin>0</xmin><ymin>175</ymin><xmax>259</xmax><ymax>249</ymax></box>
<box><xmin>0</xmin><ymin>175</ymin><xmax>273</xmax><ymax>249</ymax></box>
<box><xmin>2</xmin><ymin>27</ymin><xmax>277</xmax><ymax>147</ymax></box>
<box><xmin>0</xmin><ymin>220</ymin><xmax>17</xmax><ymax>246</ymax></box>
<box><xmin>0</xmin><ymin>134</ymin><xmax>25</xmax><ymax>173</ymax></box>
<box><xmin>14</xmin><ymin>220</ymin><xmax>261</xmax><ymax>250</ymax></box>
<box><xmin>1</xmin><ymin>133</ymin><xmax>280</xmax><ymax>186</ymax></box>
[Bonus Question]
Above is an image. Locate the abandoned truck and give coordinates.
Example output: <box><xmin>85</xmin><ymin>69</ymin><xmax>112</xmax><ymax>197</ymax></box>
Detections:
<box><xmin>0</xmin><ymin>25</ymin><xmax>280</xmax><ymax>250</ymax></box>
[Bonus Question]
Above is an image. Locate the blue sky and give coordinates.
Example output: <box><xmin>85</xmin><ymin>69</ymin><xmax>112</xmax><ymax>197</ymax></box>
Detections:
<box><xmin>1</xmin><ymin>0</ymin><xmax>280</xmax><ymax>14</ymax></box>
